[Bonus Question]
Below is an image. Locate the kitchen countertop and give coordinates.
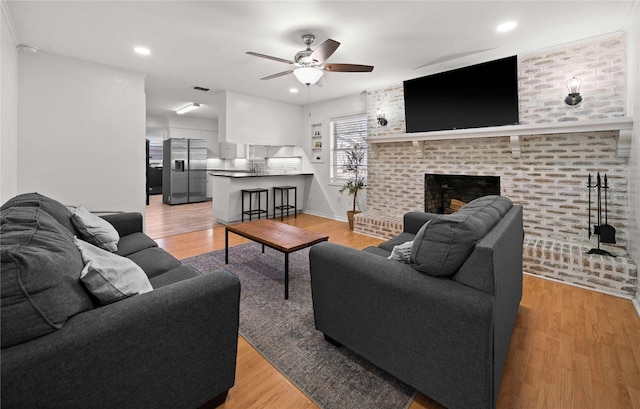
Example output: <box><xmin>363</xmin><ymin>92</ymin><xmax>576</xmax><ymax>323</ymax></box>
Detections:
<box><xmin>208</xmin><ymin>171</ymin><xmax>313</xmax><ymax>178</ymax></box>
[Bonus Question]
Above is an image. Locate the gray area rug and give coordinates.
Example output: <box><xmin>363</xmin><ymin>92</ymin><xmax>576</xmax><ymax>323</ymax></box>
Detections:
<box><xmin>182</xmin><ymin>242</ymin><xmax>416</xmax><ymax>409</ymax></box>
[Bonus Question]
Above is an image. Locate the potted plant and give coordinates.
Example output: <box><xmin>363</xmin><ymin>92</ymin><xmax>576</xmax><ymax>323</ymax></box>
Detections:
<box><xmin>339</xmin><ymin>144</ymin><xmax>366</xmax><ymax>229</ymax></box>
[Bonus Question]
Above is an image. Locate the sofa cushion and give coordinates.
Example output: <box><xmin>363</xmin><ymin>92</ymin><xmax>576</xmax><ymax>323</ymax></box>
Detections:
<box><xmin>1</xmin><ymin>206</ymin><xmax>94</xmax><ymax>348</ymax></box>
<box><xmin>0</xmin><ymin>192</ymin><xmax>79</xmax><ymax>235</ymax></box>
<box><xmin>115</xmin><ymin>232</ymin><xmax>158</xmax><ymax>257</ymax></box>
<box><xmin>126</xmin><ymin>247</ymin><xmax>182</xmax><ymax>279</ymax></box>
<box><xmin>362</xmin><ymin>246</ymin><xmax>391</xmax><ymax>258</ymax></box>
<box><xmin>410</xmin><ymin>195</ymin><xmax>513</xmax><ymax>276</ymax></box>
<box><xmin>72</xmin><ymin>205</ymin><xmax>120</xmax><ymax>252</ymax></box>
<box><xmin>74</xmin><ymin>238</ymin><xmax>153</xmax><ymax>305</ymax></box>
<box><xmin>378</xmin><ymin>232</ymin><xmax>416</xmax><ymax>252</ymax></box>
<box><xmin>149</xmin><ymin>266</ymin><xmax>202</xmax><ymax>289</ymax></box>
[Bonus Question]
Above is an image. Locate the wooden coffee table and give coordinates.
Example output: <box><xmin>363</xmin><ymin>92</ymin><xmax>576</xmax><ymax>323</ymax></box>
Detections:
<box><xmin>225</xmin><ymin>219</ymin><xmax>329</xmax><ymax>299</ymax></box>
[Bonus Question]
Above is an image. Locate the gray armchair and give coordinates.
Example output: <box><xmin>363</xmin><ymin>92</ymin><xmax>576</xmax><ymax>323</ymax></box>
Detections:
<box><xmin>309</xmin><ymin>196</ymin><xmax>523</xmax><ymax>409</ymax></box>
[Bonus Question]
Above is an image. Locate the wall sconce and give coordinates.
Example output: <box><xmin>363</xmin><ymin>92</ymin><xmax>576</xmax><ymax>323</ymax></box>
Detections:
<box><xmin>564</xmin><ymin>77</ymin><xmax>583</xmax><ymax>106</ymax></box>
<box><xmin>376</xmin><ymin>108</ymin><xmax>388</xmax><ymax>126</ymax></box>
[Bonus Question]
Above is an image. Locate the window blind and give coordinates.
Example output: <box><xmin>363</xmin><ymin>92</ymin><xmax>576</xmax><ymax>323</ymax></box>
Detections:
<box><xmin>331</xmin><ymin>114</ymin><xmax>367</xmax><ymax>181</ymax></box>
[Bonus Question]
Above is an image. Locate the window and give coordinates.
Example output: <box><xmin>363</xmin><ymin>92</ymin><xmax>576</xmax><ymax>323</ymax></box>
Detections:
<box><xmin>330</xmin><ymin>114</ymin><xmax>367</xmax><ymax>182</ymax></box>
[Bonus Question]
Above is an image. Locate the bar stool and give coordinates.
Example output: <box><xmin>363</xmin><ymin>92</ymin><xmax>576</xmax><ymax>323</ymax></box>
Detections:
<box><xmin>241</xmin><ymin>188</ymin><xmax>268</xmax><ymax>222</ymax></box>
<box><xmin>273</xmin><ymin>186</ymin><xmax>297</xmax><ymax>220</ymax></box>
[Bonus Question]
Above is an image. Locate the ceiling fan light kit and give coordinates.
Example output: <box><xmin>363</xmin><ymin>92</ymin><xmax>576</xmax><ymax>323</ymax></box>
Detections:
<box><xmin>246</xmin><ymin>34</ymin><xmax>374</xmax><ymax>87</ymax></box>
<box><xmin>293</xmin><ymin>67</ymin><xmax>324</xmax><ymax>85</ymax></box>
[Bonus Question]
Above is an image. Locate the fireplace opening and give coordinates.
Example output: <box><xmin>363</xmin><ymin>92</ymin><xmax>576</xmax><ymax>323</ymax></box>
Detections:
<box><xmin>425</xmin><ymin>174</ymin><xmax>501</xmax><ymax>214</ymax></box>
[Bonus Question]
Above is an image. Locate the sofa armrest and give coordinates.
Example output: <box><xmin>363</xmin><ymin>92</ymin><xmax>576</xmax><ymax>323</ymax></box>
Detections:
<box><xmin>309</xmin><ymin>241</ymin><xmax>495</xmax><ymax>409</ymax></box>
<box><xmin>1</xmin><ymin>270</ymin><xmax>241</xmax><ymax>409</ymax></box>
<box><xmin>100</xmin><ymin>212</ymin><xmax>143</xmax><ymax>236</ymax></box>
<box><xmin>403</xmin><ymin>211</ymin><xmax>438</xmax><ymax>234</ymax></box>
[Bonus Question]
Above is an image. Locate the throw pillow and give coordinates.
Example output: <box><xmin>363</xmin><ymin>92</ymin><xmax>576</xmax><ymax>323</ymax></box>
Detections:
<box><xmin>74</xmin><ymin>237</ymin><xmax>152</xmax><ymax>305</ymax></box>
<box><xmin>71</xmin><ymin>205</ymin><xmax>120</xmax><ymax>252</ymax></box>
<box><xmin>1</xmin><ymin>206</ymin><xmax>94</xmax><ymax>348</ymax></box>
<box><xmin>0</xmin><ymin>192</ymin><xmax>79</xmax><ymax>235</ymax></box>
<box><xmin>388</xmin><ymin>240</ymin><xmax>415</xmax><ymax>263</ymax></box>
<box><xmin>410</xmin><ymin>195</ymin><xmax>513</xmax><ymax>276</ymax></box>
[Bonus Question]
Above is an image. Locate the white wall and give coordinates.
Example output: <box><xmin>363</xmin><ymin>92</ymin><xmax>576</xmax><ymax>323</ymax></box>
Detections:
<box><xmin>626</xmin><ymin>1</ymin><xmax>640</xmax><ymax>312</ymax></box>
<box><xmin>1</xmin><ymin>1</ymin><xmax>18</xmax><ymax>204</ymax></box>
<box><xmin>18</xmin><ymin>52</ymin><xmax>146</xmax><ymax>215</ymax></box>
<box><xmin>146</xmin><ymin>114</ymin><xmax>168</xmax><ymax>129</ymax></box>
<box><xmin>220</xmin><ymin>90</ymin><xmax>303</xmax><ymax>145</ymax></box>
<box><xmin>302</xmin><ymin>92</ymin><xmax>367</xmax><ymax>221</ymax></box>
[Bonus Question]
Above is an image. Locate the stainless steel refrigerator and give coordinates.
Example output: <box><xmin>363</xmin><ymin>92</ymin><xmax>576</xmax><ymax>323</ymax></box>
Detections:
<box><xmin>162</xmin><ymin>138</ymin><xmax>207</xmax><ymax>205</ymax></box>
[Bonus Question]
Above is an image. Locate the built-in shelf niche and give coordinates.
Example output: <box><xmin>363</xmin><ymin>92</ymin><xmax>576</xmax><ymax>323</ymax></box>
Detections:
<box><xmin>310</xmin><ymin>122</ymin><xmax>323</xmax><ymax>162</ymax></box>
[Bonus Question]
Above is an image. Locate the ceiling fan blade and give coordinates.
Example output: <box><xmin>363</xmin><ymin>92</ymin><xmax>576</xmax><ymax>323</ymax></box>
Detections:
<box><xmin>310</xmin><ymin>39</ymin><xmax>340</xmax><ymax>64</ymax></box>
<box><xmin>315</xmin><ymin>75</ymin><xmax>328</xmax><ymax>87</ymax></box>
<box><xmin>323</xmin><ymin>63</ymin><xmax>374</xmax><ymax>72</ymax></box>
<box><xmin>260</xmin><ymin>70</ymin><xmax>294</xmax><ymax>80</ymax></box>
<box><xmin>246</xmin><ymin>51</ymin><xmax>294</xmax><ymax>65</ymax></box>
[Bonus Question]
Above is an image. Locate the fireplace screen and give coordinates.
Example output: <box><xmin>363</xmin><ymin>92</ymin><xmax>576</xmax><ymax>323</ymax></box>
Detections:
<box><xmin>425</xmin><ymin>174</ymin><xmax>500</xmax><ymax>214</ymax></box>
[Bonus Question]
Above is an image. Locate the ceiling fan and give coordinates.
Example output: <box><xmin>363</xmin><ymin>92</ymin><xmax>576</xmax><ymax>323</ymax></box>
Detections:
<box><xmin>246</xmin><ymin>34</ymin><xmax>374</xmax><ymax>86</ymax></box>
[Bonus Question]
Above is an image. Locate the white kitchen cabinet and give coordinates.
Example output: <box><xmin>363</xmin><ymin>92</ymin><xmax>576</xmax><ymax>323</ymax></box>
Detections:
<box><xmin>249</xmin><ymin>145</ymin><xmax>269</xmax><ymax>158</ymax></box>
<box><xmin>219</xmin><ymin>142</ymin><xmax>246</xmax><ymax>159</ymax></box>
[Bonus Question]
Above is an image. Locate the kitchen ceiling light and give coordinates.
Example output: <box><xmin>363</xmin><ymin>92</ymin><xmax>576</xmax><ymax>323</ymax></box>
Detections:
<box><xmin>176</xmin><ymin>103</ymin><xmax>201</xmax><ymax>115</ymax></box>
<box><xmin>289</xmin><ymin>88</ymin><xmax>299</xmax><ymax>94</ymax></box>
<box><xmin>293</xmin><ymin>67</ymin><xmax>324</xmax><ymax>85</ymax></box>
<box><xmin>134</xmin><ymin>46</ymin><xmax>151</xmax><ymax>55</ymax></box>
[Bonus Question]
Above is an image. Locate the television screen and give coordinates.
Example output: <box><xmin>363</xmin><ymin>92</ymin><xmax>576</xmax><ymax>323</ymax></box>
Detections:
<box><xmin>403</xmin><ymin>56</ymin><xmax>519</xmax><ymax>133</ymax></box>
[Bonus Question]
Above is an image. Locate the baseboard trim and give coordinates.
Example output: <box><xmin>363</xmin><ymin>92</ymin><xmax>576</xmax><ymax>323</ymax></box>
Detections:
<box><xmin>523</xmin><ymin>271</ymin><xmax>633</xmax><ymax>300</ymax></box>
<box><xmin>301</xmin><ymin>210</ymin><xmax>347</xmax><ymax>222</ymax></box>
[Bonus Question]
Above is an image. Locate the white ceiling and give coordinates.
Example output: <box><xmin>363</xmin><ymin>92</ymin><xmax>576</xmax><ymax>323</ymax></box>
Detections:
<box><xmin>7</xmin><ymin>1</ymin><xmax>636</xmax><ymax>121</ymax></box>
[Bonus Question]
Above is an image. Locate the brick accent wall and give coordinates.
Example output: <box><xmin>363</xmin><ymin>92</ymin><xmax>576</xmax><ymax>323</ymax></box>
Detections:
<box><xmin>360</xmin><ymin>33</ymin><xmax>636</xmax><ymax>298</ymax></box>
<box><xmin>518</xmin><ymin>33</ymin><xmax>626</xmax><ymax>123</ymax></box>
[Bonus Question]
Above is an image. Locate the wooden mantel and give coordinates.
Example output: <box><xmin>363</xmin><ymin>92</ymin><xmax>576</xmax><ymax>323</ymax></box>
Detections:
<box><xmin>366</xmin><ymin>117</ymin><xmax>633</xmax><ymax>159</ymax></box>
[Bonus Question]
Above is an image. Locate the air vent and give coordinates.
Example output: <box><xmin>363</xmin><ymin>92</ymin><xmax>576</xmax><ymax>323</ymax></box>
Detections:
<box><xmin>193</xmin><ymin>86</ymin><xmax>210</xmax><ymax>92</ymax></box>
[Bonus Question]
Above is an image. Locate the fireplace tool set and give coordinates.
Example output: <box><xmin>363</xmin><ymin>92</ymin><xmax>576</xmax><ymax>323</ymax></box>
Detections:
<box><xmin>587</xmin><ymin>172</ymin><xmax>616</xmax><ymax>257</ymax></box>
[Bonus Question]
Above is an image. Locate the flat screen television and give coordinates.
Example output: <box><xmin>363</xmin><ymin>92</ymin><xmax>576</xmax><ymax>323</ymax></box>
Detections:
<box><xmin>403</xmin><ymin>56</ymin><xmax>519</xmax><ymax>133</ymax></box>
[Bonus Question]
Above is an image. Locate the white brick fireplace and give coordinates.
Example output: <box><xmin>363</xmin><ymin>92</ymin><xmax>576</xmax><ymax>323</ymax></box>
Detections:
<box><xmin>359</xmin><ymin>32</ymin><xmax>637</xmax><ymax>298</ymax></box>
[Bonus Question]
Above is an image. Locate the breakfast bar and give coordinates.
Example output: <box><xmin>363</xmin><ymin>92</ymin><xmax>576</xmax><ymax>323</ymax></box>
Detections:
<box><xmin>209</xmin><ymin>171</ymin><xmax>313</xmax><ymax>224</ymax></box>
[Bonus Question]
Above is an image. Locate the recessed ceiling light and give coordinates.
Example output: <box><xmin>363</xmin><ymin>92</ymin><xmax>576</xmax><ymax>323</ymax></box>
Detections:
<box><xmin>289</xmin><ymin>88</ymin><xmax>299</xmax><ymax>94</ymax></box>
<box><xmin>134</xmin><ymin>46</ymin><xmax>151</xmax><ymax>56</ymax></box>
<box><xmin>496</xmin><ymin>21</ymin><xmax>517</xmax><ymax>33</ymax></box>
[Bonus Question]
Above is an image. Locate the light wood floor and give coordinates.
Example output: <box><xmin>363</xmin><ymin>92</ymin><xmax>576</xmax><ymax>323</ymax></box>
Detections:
<box><xmin>145</xmin><ymin>194</ymin><xmax>217</xmax><ymax>240</ymax></box>
<box><xmin>146</xmin><ymin>206</ymin><xmax>640</xmax><ymax>409</ymax></box>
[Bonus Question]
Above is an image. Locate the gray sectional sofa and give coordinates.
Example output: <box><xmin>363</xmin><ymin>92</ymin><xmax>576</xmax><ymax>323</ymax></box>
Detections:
<box><xmin>1</xmin><ymin>193</ymin><xmax>240</xmax><ymax>408</ymax></box>
<box><xmin>309</xmin><ymin>195</ymin><xmax>523</xmax><ymax>409</ymax></box>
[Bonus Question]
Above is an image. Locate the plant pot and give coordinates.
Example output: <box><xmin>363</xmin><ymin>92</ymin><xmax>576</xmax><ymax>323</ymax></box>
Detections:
<box><xmin>347</xmin><ymin>210</ymin><xmax>361</xmax><ymax>230</ymax></box>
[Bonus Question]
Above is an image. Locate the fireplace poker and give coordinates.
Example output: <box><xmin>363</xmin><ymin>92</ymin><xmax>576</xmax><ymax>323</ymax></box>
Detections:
<box><xmin>587</xmin><ymin>174</ymin><xmax>592</xmax><ymax>239</ymax></box>
<box><xmin>587</xmin><ymin>172</ymin><xmax>615</xmax><ymax>257</ymax></box>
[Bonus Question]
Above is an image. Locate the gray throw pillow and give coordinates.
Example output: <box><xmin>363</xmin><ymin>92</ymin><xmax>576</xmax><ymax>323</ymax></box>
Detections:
<box><xmin>71</xmin><ymin>205</ymin><xmax>120</xmax><ymax>252</ymax></box>
<box><xmin>74</xmin><ymin>237</ymin><xmax>153</xmax><ymax>305</ymax></box>
<box><xmin>1</xmin><ymin>206</ymin><xmax>94</xmax><ymax>348</ymax></box>
<box><xmin>410</xmin><ymin>195</ymin><xmax>513</xmax><ymax>276</ymax></box>
<box><xmin>0</xmin><ymin>192</ymin><xmax>79</xmax><ymax>235</ymax></box>
<box><xmin>387</xmin><ymin>240</ymin><xmax>414</xmax><ymax>263</ymax></box>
